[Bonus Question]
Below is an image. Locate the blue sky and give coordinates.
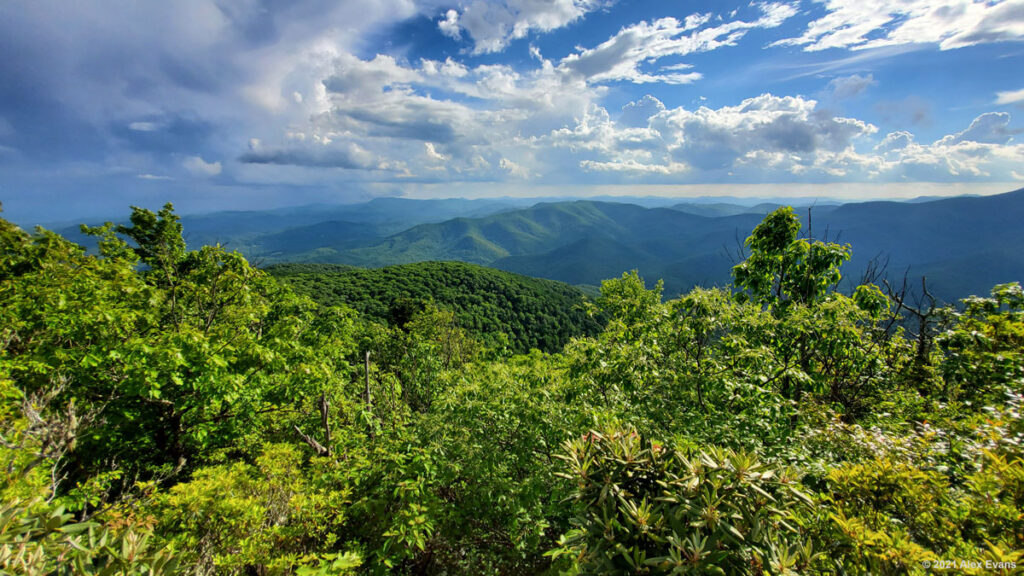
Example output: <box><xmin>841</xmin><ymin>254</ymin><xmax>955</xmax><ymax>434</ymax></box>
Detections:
<box><xmin>2</xmin><ymin>0</ymin><xmax>1024</xmax><ymax>223</ymax></box>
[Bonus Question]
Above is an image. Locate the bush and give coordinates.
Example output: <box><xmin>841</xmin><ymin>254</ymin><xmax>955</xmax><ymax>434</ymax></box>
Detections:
<box><xmin>550</xmin><ymin>426</ymin><xmax>818</xmax><ymax>575</ymax></box>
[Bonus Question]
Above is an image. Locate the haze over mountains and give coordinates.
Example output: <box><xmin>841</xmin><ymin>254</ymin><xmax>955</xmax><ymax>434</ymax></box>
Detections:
<box><xmin>58</xmin><ymin>189</ymin><xmax>1024</xmax><ymax>303</ymax></box>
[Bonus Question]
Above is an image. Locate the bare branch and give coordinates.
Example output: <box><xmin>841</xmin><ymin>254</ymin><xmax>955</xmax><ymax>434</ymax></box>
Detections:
<box><xmin>293</xmin><ymin>425</ymin><xmax>329</xmax><ymax>457</ymax></box>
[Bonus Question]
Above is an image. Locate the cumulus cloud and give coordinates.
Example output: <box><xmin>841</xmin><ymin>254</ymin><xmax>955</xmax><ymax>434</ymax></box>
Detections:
<box><xmin>440</xmin><ymin>0</ymin><xmax>612</xmax><ymax>54</ymax></box>
<box><xmin>270</xmin><ymin>34</ymin><xmax>1023</xmax><ymax>187</ymax></box>
<box><xmin>248</xmin><ymin>40</ymin><xmax>605</xmax><ymax>181</ymax></box>
<box><xmin>937</xmin><ymin>112</ymin><xmax>1017</xmax><ymax>145</ymax></box>
<box><xmin>499</xmin><ymin>157</ymin><xmax>531</xmax><ymax>177</ymax></box>
<box><xmin>558</xmin><ymin>2</ymin><xmax>798</xmax><ymax>84</ymax></box>
<box><xmin>438</xmin><ymin>9</ymin><xmax>461</xmax><ymax>40</ymax></box>
<box><xmin>541</xmin><ymin>97</ymin><xmax>1024</xmax><ymax>182</ymax></box>
<box><xmin>619</xmin><ymin>95</ymin><xmax>666</xmax><ymax>127</ymax></box>
<box><xmin>542</xmin><ymin>94</ymin><xmax>880</xmax><ymax>178</ymax></box>
<box><xmin>8</xmin><ymin>0</ymin><xmax>1020</xmax><ymax>214</ymax></box>
<box><xmin>183</xmin><ymin>155</ymin><xmax>222</xmax><ymax>177</ymax></box>
<box><xmin>894</xmin><ymin>137</ymin><xmax>1024</xmax><ymax>179</ymax></box>
<box><xmin>654</xmin><ymin>94</ymin><xmax>877</xmax><ymax>171</ymax></box>
<box><xmin>580</xmin><ymin>158</ymin><xmax>688</xmax><ymax>175</ymax></box>
<box><xmin>875</xmin><ymin>131</ymin><xmax>914</xmax><ymax>153</ymax></box>
<box><xmin>776</xmin><ymin>0</ymin><xmax>1024</xmax><ymax>52</ymax></box>
<box><xmin>424</xmin><ymin>142</ymin><xmax>448</xmax><ymax>162</ymax></box>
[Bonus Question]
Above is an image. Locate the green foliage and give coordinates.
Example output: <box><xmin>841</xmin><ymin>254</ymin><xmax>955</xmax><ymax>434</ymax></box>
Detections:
<box><xmin>151</xmin><ymin>443</ymin><xmax>361</xmax><ymax>575</ymax></box>
<box><xmin>0</xmin><ymin>362</ymin><xmax>178</xmax><ymax>575</ymax></box>
<box><xmin>551</xmin><ymin>426</ymin><xmax>817</xmax><ymax>575</ymax></box>
<box><xmin>0</xmin><ymin>498</ymin><xmax>179</xmax><ymax>575</ymax></box>
<box><xmin>270</xmin><ymin>261</ymin><xmax>601</xmax><ymax>353</ymax></box>
<box><xmin>2</xmin><ymin>204</ymin><xmax>1023</xmax><ymax>574</ymax></box>
<box><xmin>938</xmin><ymin>282</ymin><xmax>1024</xmax><ymax>403</ymax></box>
<box><xmin>733</xmin><ymin>206</ymin><xmax>851</xmax><ymax>310</ymax></box>
<box><xmin>1</xmin><ymin>205</ymin><xmax>358</xmax><ymax>499</ymax></box>
<box><xmin>823</xmin><ymin>451</ymin><xmax>1024</xmax><ymax>574</ymax></box>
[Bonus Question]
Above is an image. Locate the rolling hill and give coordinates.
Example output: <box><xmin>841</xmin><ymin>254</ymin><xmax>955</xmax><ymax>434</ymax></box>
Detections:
<box><xmin>303</xmin><ymin>189</ymin><xmax>1024</xmax><ymax>302</ymax></box>
<box><xmin>267</xmin><ymin>261</ymin><xmax>603</xmax><ymax>353</ymax></box>
<box><xmin>63</xmin><ymin>190</ymin><xmax>1022</xmax><ymax>304</ymax></box>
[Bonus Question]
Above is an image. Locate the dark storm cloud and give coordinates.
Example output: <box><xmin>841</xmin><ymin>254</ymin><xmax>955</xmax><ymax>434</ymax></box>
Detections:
<box><xmin>239</xmin><ymin>142</ymin><xmax>379</xmax><ymax>169</ymax></box>
<box><xmin>111</xmin><ymin>114</ymin><xmax>217</xmax><ymax>154</ymax></box>
<box><xmin>342</xmin><ymin>108</ymin><xmax>459</xmax><ymax>143</ymax></box>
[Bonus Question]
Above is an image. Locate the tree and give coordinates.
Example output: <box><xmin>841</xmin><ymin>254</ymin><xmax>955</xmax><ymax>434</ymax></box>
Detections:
<box><xmin>1</xmin><ymin>205</ymin><xmax>357</xmax><ymax>506</ymax></box>
<box><xmin>732</xmin><ymin>207</ymin><xmax>851</xmax><ymax>310</ymax></box>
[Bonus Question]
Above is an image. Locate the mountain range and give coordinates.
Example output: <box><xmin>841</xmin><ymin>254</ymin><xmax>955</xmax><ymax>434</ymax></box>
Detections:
<box><xmin>56</xmin><ymin>189</ymin><xmax>1024</xmax><ymax>303</ymax></box>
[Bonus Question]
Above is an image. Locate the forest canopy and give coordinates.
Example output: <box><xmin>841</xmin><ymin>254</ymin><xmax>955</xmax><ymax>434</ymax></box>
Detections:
<box><xmin>267</xmin><ymin>261</ymin><xmax>602</xmax><ymax>353</ymax></box>
<box><xmin>1</xmin><ymin>203</ymin><xmax>1021</xmax><ymax>575</ymax></box>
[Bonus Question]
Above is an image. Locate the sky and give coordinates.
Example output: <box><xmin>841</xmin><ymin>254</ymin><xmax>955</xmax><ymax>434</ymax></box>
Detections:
<box><xmin>2</xmin><ymin>0</ymin><xmax>1024</xmax><ymax>223</ymax></box>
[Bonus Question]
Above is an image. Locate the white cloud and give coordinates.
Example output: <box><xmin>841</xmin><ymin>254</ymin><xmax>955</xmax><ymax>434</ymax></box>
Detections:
<box><xmin>243</xmin><ymin>41</ymin><xmax>604</xmax><ymax>181</ymax></box>
<box><xmin>250</xmin><ymin>33</ymin><xmax>1024</xmax><ymax>188</ymax></box>
<box><xmin>875</xmin><ymin>131</ymin><xmax>914</xmax><ymax>153</ymax></box>
<box><xmin>557</xmin><ymin>2</ymin><xmax>798</xmax><ymax>85</ymax></box>
<box><xmin>937</xmin><ymin>111</ymin><xmax>1017</xmax><ymax>145</ymax></box>
<box><xmin>651</xmin><ymin>94</ymin><xmax>877</xmax><ymax>171</ymax></box>
<box><xmin>619</xmin><ymin>95</ymin><xmax>666</xmax><ymax>127</ymax></box>
<box><xmin>222</xmin><ymin>5</ymin><xmax>1023</xmax><ymax>189</ymax></box>
<box><xmin>438</xmin><ymin>9</ymin><xmax>461</xmax><ymax>40</ymax></box>
<box><xmin>996</xmin><ymin>87</ymin><xmax>1024</xmax><ymax>105</ymax></box>
<box><xmin>499</xmin><ymin>157</ymin><xmax>531</xmax><ymax>177</ymax></box>
<box><xmin>443</xmin><ymin>0</ymin><xmax>613</xmax><ymax>54</ymax></box>
<box><xmin>424</xmin><ymin>142</ymin><xmax>448</xmax><ymax>162</ymax></box>
<box><xmin>183</xmin><ymin>155</ymin><xmax>222</xmax><ymax>177</ymax></box>
<box><xmin>240</xmin><ymin>138</ymin><xmax>380</xmax><ymax>170</ymax></box>
<box><xmin>580</xmin><ymin>158</ymin><xmax>688</xmax><ymax>175</ymax></box>
<box><xmin>827</xmin><ymin>73</ymin><xmax>876</xmax><ymax>99</ymax></box>
<box><xmin>541</xmin><ymin>96</ymin><xmax>1024</xmax><ymax>183</ymax></box>
<box><xmin>851</xmin><ymin>114</ymin><xmax>1024</xmax><ymax>180</ymax></box>
<box><xmin>541</xmin><ymin>93</ymin><xmax>879</xmax><ymax>178</ymax></box>
<box><xmin>776</xmin><ymin>0</ymin><xmax>1024</xmax><ymax>52</ymax></box>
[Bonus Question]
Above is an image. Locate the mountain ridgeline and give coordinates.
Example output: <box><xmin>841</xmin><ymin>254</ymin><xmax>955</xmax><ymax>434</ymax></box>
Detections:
<box><xmin>245</xmin><ymin>189</ymin><xmax>1024</xmax><ymax>302</ymax></box>
<box><xmin>268</xmin><ymin>261</ymin><xmax>603</xmax><ymax>353</ymax></box>
<box><xmin>58</xmin><ymin>188</ymin><xmax>1024</xmax><ymax>303</ymax></box>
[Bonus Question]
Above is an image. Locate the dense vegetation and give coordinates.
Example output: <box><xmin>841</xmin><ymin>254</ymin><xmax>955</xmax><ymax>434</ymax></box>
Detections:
<box><xmin>267</xmin><ymin>261</ymin><xmax>602</xmax><ymax>353</ymax></box>
<box><xmin>2</xmin><ymin>203</ymin><xmax>1022</xmax><ymax>575</ymax></box>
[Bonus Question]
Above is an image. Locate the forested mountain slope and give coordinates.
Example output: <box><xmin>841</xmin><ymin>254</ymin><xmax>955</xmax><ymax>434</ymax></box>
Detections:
<box><xmin>338</xmin><ymin>189</ymin><xmax>1024</xmax><ymax>302</ymax></box>
<box><xmin>816</xmin><ymin>188</ymin><xmax>1024</xmax><ymax>297</ymax></box>
<box><xmin>53</xmin><ymin>189</ymin><xmax>1024</xmax><ymax>302</ymax></box>
<box><xmin>268</xmin><ymin>261</ymin><xmax>602</xmax><ymax>353</ymax></box>
<box><xmin>55</xmin><ymin>197</ymin><xmax>525</xmax><ymax>258</ymax></box>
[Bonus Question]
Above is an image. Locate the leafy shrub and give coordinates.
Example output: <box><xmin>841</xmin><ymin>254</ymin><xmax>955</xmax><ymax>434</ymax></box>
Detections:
<box><xmin>151</xmin><ymin>443</ymin><xmax>360</xmax><ymax>575</ymax></box>
<box><xmin>551</xmin><ymin>426</ymin><xmax>818</xmax><ymax>575</ymax></box>
<box><xmin>0</xmin><ymin>498</ymin><xmax>178</xmax><ymax>575</ymax></box>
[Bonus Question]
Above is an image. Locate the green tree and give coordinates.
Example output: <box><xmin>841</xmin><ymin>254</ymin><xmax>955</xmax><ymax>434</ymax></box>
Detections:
<box><xmin>732</xmin><ymin>207</ymin><xmax>851</xmax><ymax>310</ymax></box>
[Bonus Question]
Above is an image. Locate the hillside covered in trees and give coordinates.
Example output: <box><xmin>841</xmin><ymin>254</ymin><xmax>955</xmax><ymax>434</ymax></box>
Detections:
<box><xmin>2</xmin><ymin>204</ymin><xmax>1022</xmax><ymax>575</ymax></box>
<box><xmin>55</xmin><ymin>189</ymin><xmax>1024</xmax><ymax>303</ymax></box>
<box><xmin>266</xmin><ymin>261</ymin><xmax>601</xmax><ymax>353</ymax></box>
